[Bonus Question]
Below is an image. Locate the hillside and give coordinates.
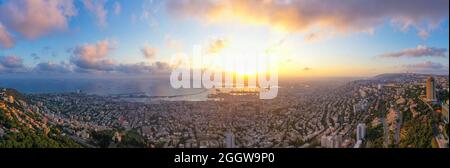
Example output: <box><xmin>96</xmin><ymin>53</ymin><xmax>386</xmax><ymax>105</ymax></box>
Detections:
<box><xmin>0</xmin><ymin>88</ymin><xmax>82</xmax><ymax>148</ymax></box>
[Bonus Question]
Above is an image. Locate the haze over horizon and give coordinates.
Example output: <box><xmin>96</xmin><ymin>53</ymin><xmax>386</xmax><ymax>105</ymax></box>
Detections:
<box><xmin>0</xmin><ymin>0</ymin><xmax>449</xmax><ymax>78</ymax></box>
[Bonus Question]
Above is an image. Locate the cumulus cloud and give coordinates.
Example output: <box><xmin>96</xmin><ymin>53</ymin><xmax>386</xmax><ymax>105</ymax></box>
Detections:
<box><xmin>71</xmin><ymin>40</ymin><xmax>116</xmax><ymax>71</ymax></box>
<box><xmin>207</xmin><ymin>38</ymin><xmax>229</xmax><ymax>54</ymax></box>
<box><xmin>108</xmin><ymin>61</ymin><xmax>172</xmax><ymax>74</ymax></box>
<box><xmin>70</xmin><ymin>40</ymin><xmax>171</xmax><ymax>74</ymax></box>
<box><xmin>403</xmin><ymin>61</ymin><xmax>449</xmax><ymax>75</ymax></box>
<box><xmin>0</xmin><ymin>55</ymin><xmax>23</xmax><ymax>68</ymax></box>
<box><xmin>153</xmin><ymin>61</ymin><xmax>172</xmax><ymax>72</ymax></box>
<box><xmin>166</xmin><ymin>0</ymin><xmax>448</xmax><ymax>38</ymax></box>
<box><xmin>378</xmin><ymin>45</ymin><xmax>448</xmax><ymax>58</ymax></box>
<box><xmin>72</xmin><ymin>55</ymin><xmax>115</xmax><ymax>72</ymax></box>
<box><xmin>0</xmin><ymin>0</ymin><xmax>76</xmax><ymax>39</ymax></box>
<box><xmin>0</xmin><ymin>55</ymin><xmax>27</xmax><ymax>73</ymax></box>
<box><xmin>35</xmin><ymin>61</ymin><xmax>72</xmax><ymax>73</ymax></box>
<box><xmin>0</xmin><ymin>23</ymin><xmax>14</xmax><ymax>48</ymax></box>
<box><xmin>141</xmin><ymin>45</ymin><xmax>158</xmax><ymax>60</ymax></box>
<box><xmin>82</xmin><ymin>0</ymin><xmax>108</xmax><ymax>28</ymax></box>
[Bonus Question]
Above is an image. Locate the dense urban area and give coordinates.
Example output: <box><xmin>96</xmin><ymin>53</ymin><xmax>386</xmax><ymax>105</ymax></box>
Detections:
<box><xmin>1</xmin><ymin>73</ymin><xmax>448</xmax><ymax>148</ymax></box>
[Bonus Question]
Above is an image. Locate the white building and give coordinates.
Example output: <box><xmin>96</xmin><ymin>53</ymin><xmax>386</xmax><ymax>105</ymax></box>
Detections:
<box><xmin>356</xmin><ymin>123</ymin><xmax>366</xmax><ymax>141</ymax></box>
<box><xmin>226</xmin><ymin>132</ymin><xmax>235</xmax><ymax>148</ymax></box>
<box><xmin>377</xmin><ymin>84</ymin><xmax>383</xmax><ymax>90</ymax></box>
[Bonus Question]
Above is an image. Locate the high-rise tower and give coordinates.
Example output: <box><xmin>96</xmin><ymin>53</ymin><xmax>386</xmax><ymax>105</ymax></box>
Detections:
<box><xmin>426</xmin><ymin>76</ymin><xmax>437</xmax><ymax>102</ymax></box>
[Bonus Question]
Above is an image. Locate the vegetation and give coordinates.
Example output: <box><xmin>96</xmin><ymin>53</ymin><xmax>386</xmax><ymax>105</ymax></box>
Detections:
<box><xmin>437</xmin><ymin>89</ymin><xmax>449</xmax><ymax>103</ymax></box>
<box><xmin>117</xmin><ymin>130</ymin><xmax>147</xmax><ymax>148</ymax></box>
<box><xmin>399</xmin><ymin>117</ymin><xmax>433</xmax><ymax>148</ymax></box>
<box><xmin>90</xmin><ymin>129</ymin><xmax>148</xmax><ymax>148</ymax></box>
<box><xmin>290</xmin><ymin>138</ymin><xmax>305</xmax><ymax>147</ymax></box>
<box><xmin>91</xmin><ymin>130</ymin><xmax>115</xmax><ymax>148</ymax></box>
<box><xmin>366</xmin><ymin>124</ymin><xmax>384</xmax><ymax>148</ymax></box>
<box><xmin>0</xmin><ymin>109</ymin><xmax>82</xmax><ymax>148</ymax></box>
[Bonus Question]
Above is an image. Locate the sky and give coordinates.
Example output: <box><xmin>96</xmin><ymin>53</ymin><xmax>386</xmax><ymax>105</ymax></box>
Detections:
<box><xmin>0</xmin><ymin>0</ymin><xmax>449</xmax><ymax>78</ymax></box>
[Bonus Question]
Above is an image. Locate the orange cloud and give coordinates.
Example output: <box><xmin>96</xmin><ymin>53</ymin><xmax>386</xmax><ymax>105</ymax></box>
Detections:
<box><xmin>0</xmin><ymin>23</ymin><xmax>14</xmax><ymax>48</ymax></box>
<box><xmin>0</xmin><ymin>0</ymin><xmax>76</xmax><ymax>39</ymax></box>
<box><xmin>166</xmin><ymin>0</ymin><xmax>448</xmax><ymax>37</ymax></box>
<box><xmin>71</xmin><ymin>40</ymin><xmax>116</xmax><ymax>71</ymax></box>
<box><xmin>141</xmin><ymin>45</ymin><xmax>158</xmax><ymax>60</ymax></box>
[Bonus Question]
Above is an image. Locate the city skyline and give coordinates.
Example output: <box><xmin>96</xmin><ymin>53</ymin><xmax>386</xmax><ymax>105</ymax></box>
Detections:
<box><xmin>0</xmin><ymin>0</ymin><xmax>448</xmax><ymax>79</ymax></box>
